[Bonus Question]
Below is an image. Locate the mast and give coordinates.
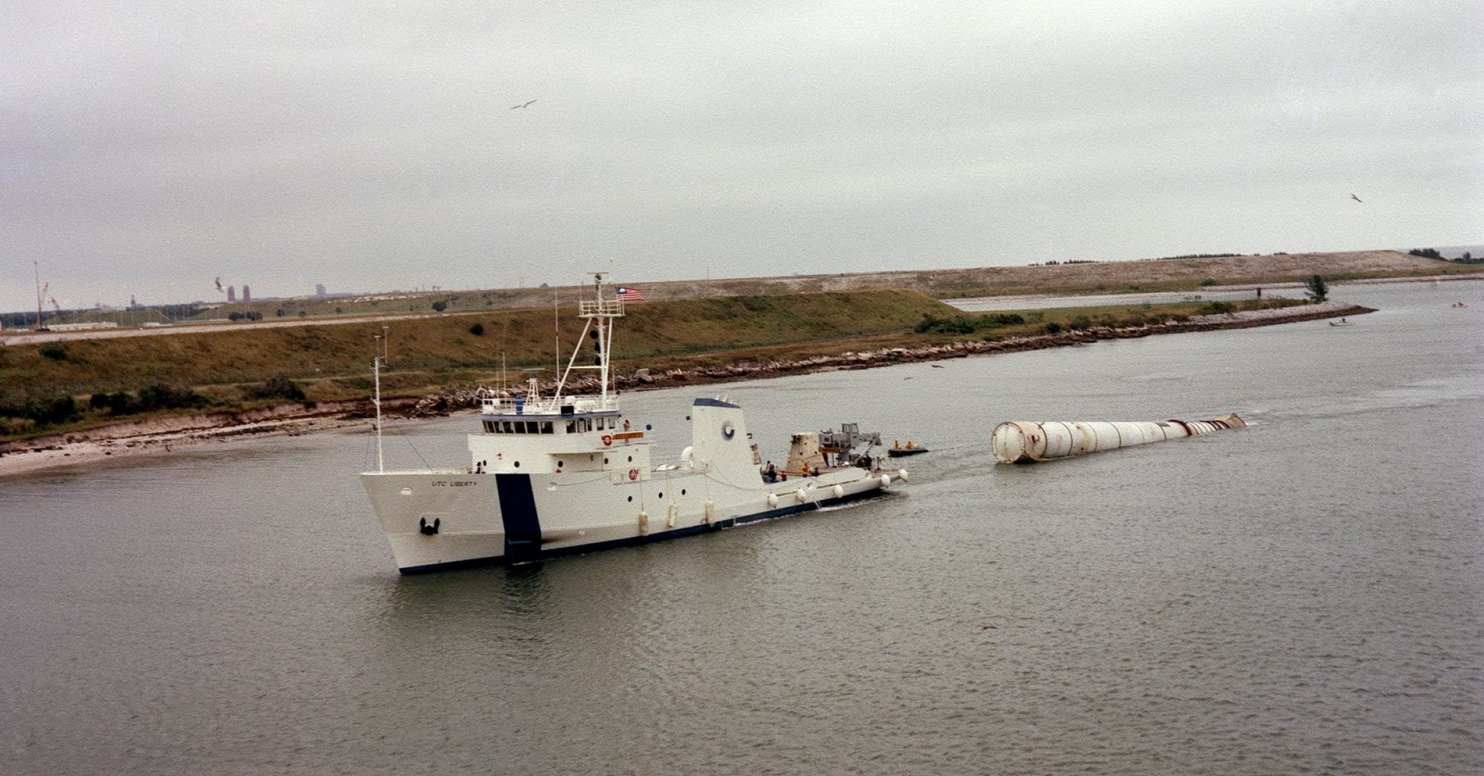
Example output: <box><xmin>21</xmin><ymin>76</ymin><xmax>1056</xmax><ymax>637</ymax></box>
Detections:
<box><xmin>552</xmin><ymin>272</ymin><xmax>625</xmax><ymax>406</ymax></box>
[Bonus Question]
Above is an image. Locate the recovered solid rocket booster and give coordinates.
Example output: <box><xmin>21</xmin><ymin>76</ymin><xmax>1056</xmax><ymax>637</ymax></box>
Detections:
<box><xmin>991</xmin><ymin>414</ymin><xmax>1246</xmax><ymax>464</ymax></box>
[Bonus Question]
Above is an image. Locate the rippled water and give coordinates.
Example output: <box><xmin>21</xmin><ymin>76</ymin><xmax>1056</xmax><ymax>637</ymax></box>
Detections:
<box><xmin>2</xmin><ymin>282</ymin><xmax>1480</xmax><ymax>775</ymax></box>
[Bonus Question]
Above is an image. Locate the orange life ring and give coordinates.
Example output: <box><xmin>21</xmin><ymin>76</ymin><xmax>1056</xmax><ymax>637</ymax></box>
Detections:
<box><xmin>628</xmin><ymin>468</ymin><xmax>638</xmax><ymax>481</ymax></box>
<box><xmin>601</xmin><ymin>435</ymin><xmax>613</xmax><ymax>446</ymax></box>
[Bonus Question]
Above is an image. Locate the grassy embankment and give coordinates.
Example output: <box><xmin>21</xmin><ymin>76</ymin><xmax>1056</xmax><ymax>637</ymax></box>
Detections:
<box><xmin>0</xmin><ymin>290</ymin><xmax>1308</xmax><ymax>441</ymax></box>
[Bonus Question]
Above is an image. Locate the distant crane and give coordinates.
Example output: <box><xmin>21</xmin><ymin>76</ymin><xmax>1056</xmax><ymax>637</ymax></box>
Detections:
<box><xmin>34</xmin><ymin>262</ymin><xmax>46</xmax><ymax>330</ymax></box>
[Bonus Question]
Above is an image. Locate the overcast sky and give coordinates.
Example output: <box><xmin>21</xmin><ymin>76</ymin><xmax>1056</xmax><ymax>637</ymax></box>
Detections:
<box><xmin>2</xmin><ymin>1</ymin><xmax>1479</xmax><ymax>311</ymax></box>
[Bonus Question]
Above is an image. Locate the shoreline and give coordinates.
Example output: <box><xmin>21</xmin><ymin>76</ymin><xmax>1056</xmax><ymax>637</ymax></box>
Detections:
<box><xmin>0</xmin><ymin>301</ymin><xmax>1371</xmax><ymax>478</ymax></box>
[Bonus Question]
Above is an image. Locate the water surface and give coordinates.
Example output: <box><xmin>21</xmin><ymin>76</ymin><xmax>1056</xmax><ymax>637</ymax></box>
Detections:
<box><xmin>2</xmin><ymin>282</ymin><xmax>1480</xmax><ymax>775</ymax></box>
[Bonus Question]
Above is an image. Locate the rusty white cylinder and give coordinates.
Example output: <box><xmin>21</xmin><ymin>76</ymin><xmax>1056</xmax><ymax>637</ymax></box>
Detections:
<box><xmin>992</xmin><ymin>414</ymin><xmax>1245</xmax><ymax>463</ymax></box>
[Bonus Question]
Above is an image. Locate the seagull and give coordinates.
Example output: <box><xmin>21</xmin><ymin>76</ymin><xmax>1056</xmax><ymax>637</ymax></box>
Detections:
<box><xmin>510</xmin><ymin>99</ymin><xmax>537</xmax><ymax>110</ymax></box>
<box><xmin>214</xmin><ymin>276</ymin><xmax>223</xmax><ymax>292</ymax></box>
<box><xmin>1350</xmin><ymin>193</ymin><xmax>1363</xmax><ymax>203</ymax></box>
<box><xmin>931</xmin><ymin>364</ymin><xmax>945</xmax><ymax>369</ymax></box>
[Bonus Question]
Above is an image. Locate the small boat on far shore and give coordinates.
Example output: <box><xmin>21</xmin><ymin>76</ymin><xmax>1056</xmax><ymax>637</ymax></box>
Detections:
<box><xmin>1329</xmin><ymin>318</ymin><xmax>1352</xmax><ymax>327</ymax></box>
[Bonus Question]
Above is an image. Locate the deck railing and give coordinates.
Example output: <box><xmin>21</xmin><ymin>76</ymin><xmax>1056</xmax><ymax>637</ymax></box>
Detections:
<box><xmin>479</xmin><ymin>392</ymin><xmax>621</xmax><ymax>416</ymax></box>
<box><xmin>578</xmin><ymin>298</ymin><xmax>624</xmax><ymax>317</ymax></box>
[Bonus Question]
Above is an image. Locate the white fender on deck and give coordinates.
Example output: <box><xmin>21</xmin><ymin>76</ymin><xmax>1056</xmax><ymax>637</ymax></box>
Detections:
<box><xmin>637</xmin><ymin>511</ymin><xmax>649</xmax><ymax>533</ymax></box>
<box><xmin>666</xmin><ymin>502</ymin><xmax>678</xmax><ymax>528</ymax></box>
<box><xmin>831</xmin><ymin>484</ymin><xmax>844</xmax><ymax>498</ymax></box>
<box><xmin>795</xmin><ymin>488</ymin><xmax>808</xmax><ymax>503</ymax></box>
<box><xmin>704</xmin><ymin>499</ymin><xmax>716</xmax><ymax>525</ymax></box>
<box><xmin>896</xmin><ymin>469</ymin><xmax>909</xmax><ymax>482</ymax></box>
<box><xmin>767</xmin><ymin>493</ymin><xmax>779</xmax><ymax>508</ymax></box>
<box><xmin>880</xmin><ymin>474</ymin><xmax>892</xmax><ymax>488</ymax></box>
<box><xmin>680</xmin><ymin>446</ymin><xmax>694</xmax><ymax>466</ymax></box>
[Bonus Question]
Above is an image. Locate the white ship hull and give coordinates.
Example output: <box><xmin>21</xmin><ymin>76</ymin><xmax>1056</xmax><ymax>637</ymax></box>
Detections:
<box><xmin>362</xmin><ymin>457</ymin><xmax>895</xmax><ymax>573</ymax></box>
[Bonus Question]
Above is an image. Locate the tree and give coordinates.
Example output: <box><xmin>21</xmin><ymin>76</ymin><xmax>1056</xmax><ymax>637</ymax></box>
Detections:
<box><xmin>1305</xmin><ymin>274</ymin><xmax>1328</xmax><ymax>303</ymax></box>
<box><xmin>432</xmin><ymin>300</ymin><xmax>448</xmax><ymax>312</ymax></box>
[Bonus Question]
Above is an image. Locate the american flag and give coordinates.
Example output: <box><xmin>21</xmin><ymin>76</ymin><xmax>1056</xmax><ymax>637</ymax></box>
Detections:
<box><xmin>616</xmin><ymin>286</ymin><xmax>645</xmax><ymax>302</ymax></box>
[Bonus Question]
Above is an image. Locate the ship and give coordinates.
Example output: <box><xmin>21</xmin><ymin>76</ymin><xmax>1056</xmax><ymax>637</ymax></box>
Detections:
<box><xmin>360</xmin><ymin>274</ymin><xmax>907</xmax><ymax>573</ymax></box>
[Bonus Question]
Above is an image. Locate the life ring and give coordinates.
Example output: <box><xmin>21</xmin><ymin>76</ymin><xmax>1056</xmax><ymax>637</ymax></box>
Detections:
<box><xmin>602</xmin><ymin>435</ymin><xmax>613</xmax><ymax>446</ymax></box>
<box><xmin>628</xmin><ymin>468</ymin><xmax>638</xmax><ymax>481</ymax></box>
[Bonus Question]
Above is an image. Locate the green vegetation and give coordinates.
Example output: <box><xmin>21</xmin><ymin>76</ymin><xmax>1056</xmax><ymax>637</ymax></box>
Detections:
<box><xmin>1410</xmin><ymin>247</ymin><xmax>1480</xmax><ymax>265</ymax></box>
<box><xmin>1305</xmin><ymin>275</ymin><xmax>1329</xmax><ymax>302</ymax></box>
<box><xmin>914</xmin><ymin>312</ymin><xmax>1025</xmax><ymax>335</ymax></box>
<box><xmin>244</xmin><ymin>377</ymin><xmax>306</xmax><ymax>402</ymax></box>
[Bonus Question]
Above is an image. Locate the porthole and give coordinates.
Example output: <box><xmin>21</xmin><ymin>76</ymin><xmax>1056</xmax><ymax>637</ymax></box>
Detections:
<box><xmin>658</xmin><ymin>492</ymin><xmax>664</xmax><ymax>499</ymax></box>
<box><xmin>513</xmin><ymin>461</ymin><xmax>520</xmax><ymax>468</ymax></box>
<box><xmin>627</xmin><ymin>496</ymin><xmax>633</xmax><ymax>502</ymax></box>
<box><xmin>558</xmin><ymin>460</ymin><xmax>564</xmax><ymax>468</ymax></box>
<box><xmin>627</xmin><ymin>455</ymin><xmax>632</xmax><ymax>463</ymax></box>
<box><xmin>681</xmin><ymin>489</ymin><xmax>687</xmax><ymax>495</ymax></box>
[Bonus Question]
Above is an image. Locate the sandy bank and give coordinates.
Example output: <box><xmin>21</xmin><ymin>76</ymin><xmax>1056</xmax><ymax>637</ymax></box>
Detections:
<box><xmin>0</xmin><ymin>301</ymin><xmax>1370</xmax><ymax>478</ymax></box>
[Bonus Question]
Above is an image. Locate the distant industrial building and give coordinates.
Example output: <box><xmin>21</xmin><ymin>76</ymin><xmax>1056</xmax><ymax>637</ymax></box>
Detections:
<box><xmin>315</xmin><ymin>284</ymin><xmax>326</xmax><ymax>296</ymax></box>
<box><xmin>243</xmin><ymin>285</ymin><xmax>251</xmax><ymax>302</ymax></box>
<box><xmin>227</xmin><ymin>286</ymin><xmax>236</xmax><ymax>302</ymax></box>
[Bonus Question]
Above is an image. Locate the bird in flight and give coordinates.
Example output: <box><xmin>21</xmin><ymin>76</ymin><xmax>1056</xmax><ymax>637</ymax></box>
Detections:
<box><xmin>510</xmin><ymin>99</ymin><xmax>537</xmax><ymax>110</ymax></box>
<box><xmin>1350</xmin><ymin>193</ymin><xmax>1363</xmax><ymax>203</ymax></box>
<box><xmin>214</xmin><ymin>276</ymin><xmax>223</xmax><ymax>292</ymax></box>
